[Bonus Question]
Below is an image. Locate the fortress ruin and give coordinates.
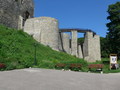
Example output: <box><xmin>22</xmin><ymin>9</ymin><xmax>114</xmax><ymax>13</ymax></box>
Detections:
<box><xmin>24</xmin><ymin>17</ymin><xmax>101</xmax><ymax>62</ymax></box>
<box><xmin>0</xmin><ymin>0</ymin><xmax>101</xmax><ymax>62</ymax></box>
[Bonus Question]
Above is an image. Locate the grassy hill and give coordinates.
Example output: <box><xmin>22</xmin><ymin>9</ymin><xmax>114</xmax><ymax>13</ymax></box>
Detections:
<box><xmin>0</xmin><ymin>25</ymin><xmax>87</xmax><ymax>70</ymax></box>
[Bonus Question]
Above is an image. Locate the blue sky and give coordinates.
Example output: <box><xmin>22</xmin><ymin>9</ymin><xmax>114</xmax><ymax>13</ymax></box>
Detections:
<box><xmin>34</xmin><ymin>0</ymin><xmax>119</xmax><ymax>37</ymax></box>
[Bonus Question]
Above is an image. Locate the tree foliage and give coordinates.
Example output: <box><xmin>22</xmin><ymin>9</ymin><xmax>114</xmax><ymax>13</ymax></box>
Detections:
<box><xmin>78</xmin><ymin>37</ymin><xmax>84</xmax><ymax>45</ymax></box>
<box><xmin>100</xmin><ymin>37</ymin><xmax>110</xmax><ymax>58</ymax></box>
<box><xmin>106</xmin><ymin>2</ymin><xmax>120</xmax><ymax>56</ymax></box>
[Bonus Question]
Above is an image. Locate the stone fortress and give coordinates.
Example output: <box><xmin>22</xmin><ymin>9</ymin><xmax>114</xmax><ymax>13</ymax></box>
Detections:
<box><xmin>0</xmin><ymin>0</ymin><xmax>101</xmax><ymax>62</ymax></box>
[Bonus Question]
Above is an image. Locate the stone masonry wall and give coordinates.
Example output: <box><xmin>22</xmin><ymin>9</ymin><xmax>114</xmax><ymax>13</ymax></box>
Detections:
<box><xmin>71</xmin><ymin>31</ymin><xmax>78</xmax><ymax>57</ymax></box>
<box><xmin>61</xmin><ymin>33</ymin><xmax>70</xmax><ymax>54</ymax></box>
<box><xmin>83</xmin><ymin>32</ymin><xmax>101</xmax><ymax>62</ymax></box>
<box><xmin>0</xmin><ymin>0</ymin><xmax>34</xmax><ymax>29</ymax></box>
<box><xmin>24</xmin><ymin>17</ymin><xmax>59</xmax><ymax>51</ymax></box>
<box><xmin>78</xmin><ymin>45</ymin><xmax>83</xmax><ymax>58</ymax></box>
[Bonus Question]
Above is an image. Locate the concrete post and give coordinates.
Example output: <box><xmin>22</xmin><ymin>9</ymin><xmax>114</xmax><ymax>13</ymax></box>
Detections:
<box><xmin>71</xmin><ymin>31</ymin><xmax>78</xmax><ymax>57</ymax></box>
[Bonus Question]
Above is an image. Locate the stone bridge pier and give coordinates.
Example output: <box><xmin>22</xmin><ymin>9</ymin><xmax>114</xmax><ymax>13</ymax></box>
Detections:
<box><xmin>83</xmin><ymin>32</ymin><xmax>101</xmax><ymax>62</ymax></box>
<box><xmin>59</xmin><ymin>30</ymin><xmax>81</xmax><ymax>57</ymax></box>
<box><xmin>71</xmin><ymin>31</ymin><xmax>78</xmax><ymax>57</ymax></box>
<box><xmin>60</xmin><ymin>29</ymin><xmax>101</xmax><ymax>62</ymax></box>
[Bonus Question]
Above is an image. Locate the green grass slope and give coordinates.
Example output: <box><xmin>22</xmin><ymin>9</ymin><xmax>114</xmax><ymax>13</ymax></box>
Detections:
<box><xmin>0</xmin><ymin>25</ymin><xmax>87</xmax><ymax>70</ymax></box>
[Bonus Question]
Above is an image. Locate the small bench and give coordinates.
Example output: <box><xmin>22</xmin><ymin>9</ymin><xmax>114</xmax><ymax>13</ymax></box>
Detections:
<box><xmin>55</xmin><ymin>63</ymin><xmax>66</xmax><ymax>69</ymax></box>
<box><xmin>88</xmin><ymin>64</ymin><xmax>104</xmax><ymax>73</ymax></box>
<box><xmin>0</xmin><ymin>63</ymin><xmax>6</xmax><ymax>69</ymax></box>
<box><xmin>69</xmin><ymin>64</ymin><xmax>82</xmax><ymax>70</ymax></box>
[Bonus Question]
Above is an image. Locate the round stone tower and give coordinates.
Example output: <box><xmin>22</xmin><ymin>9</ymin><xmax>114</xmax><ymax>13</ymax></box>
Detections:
<box><xmin>24</xmin><ymin>17</ymin><xmax>59</xmax><ymax>51</ymax></box>
<box><xmin>40</xmin><ymin>17</ymin><xmax>59</xmax><ymax>51</ymax></box>
<box><xmin>0</xmin><ymin>0</ymin><xmax>34</xmax><ymax>29</ymax></box>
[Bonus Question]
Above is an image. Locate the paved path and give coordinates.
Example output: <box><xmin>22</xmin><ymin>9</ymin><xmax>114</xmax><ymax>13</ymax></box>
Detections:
<box><xmin>0</xmin><ymin>68</ymin><xmax>120</xmax><ymax>90</ymax></box>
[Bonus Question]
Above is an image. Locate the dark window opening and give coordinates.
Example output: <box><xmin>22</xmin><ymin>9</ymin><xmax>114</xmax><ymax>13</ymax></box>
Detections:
<box><xmin>15</xmin><ymin>0</ymin><xmax>18</xmax><ymax>2</ymax></box>
<box><xmin>22</xmin><ymin>11</ymin><xmax>30</xmax><ymax>27</ymax></box>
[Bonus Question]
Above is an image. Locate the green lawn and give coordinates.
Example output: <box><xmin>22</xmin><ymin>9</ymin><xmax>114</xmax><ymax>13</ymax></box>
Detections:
<box><xmin>0</xmin><ymin>25</ymin><xmax>87</xmax><ymax>70</ymax></box>
<box><xmin>0</xmin><ymin>25</ymin><xmax>120</xmax><ymax>73</ymax></box>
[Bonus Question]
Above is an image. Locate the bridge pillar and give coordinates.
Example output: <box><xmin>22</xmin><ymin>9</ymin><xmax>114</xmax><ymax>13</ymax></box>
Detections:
<box><xmin>83</xmin><ymin>32</ymin><xmax>101</xmax><ymax>62</ymax></box>
<box><xmin>62</xmin><ymin>33</ymin><xmax>70</xmax><ymax>54</ymax></box>
<box><xmin>78</xmin><ymin>45</ymin><xmax>83</xmax><ymax>58</ymax></box>
<box><xmin>71</xmin><ymin>31</ymin><xmax>78</xmax><ymax>57</ymax></box>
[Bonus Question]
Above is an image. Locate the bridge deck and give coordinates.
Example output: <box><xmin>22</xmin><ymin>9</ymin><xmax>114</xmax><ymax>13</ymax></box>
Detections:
<box><xmin>60</xmin><ymin>28</ymin><xmax>96</xmax><ymax>35</ymax></box>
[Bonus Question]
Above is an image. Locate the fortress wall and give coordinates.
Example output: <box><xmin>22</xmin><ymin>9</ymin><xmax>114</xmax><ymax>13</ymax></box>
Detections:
<box><xmin>0</xmin><ymin>0</ymin><xmax>34</xmax><ymax>29</ymax></box>
<box><xmin>24</xmin><ymin>17</ymin><xmax>59</xmax><ymax>51</ymax></box>
<box><xmin>24</xmin><ymin>18</ymin><xmax>35</xmax><ymax>36</ymax></box>
<box><xmin>0</xmin><ymin>0</ymin><xmax>18</xmax><ymax>28</ymax></box>
<box><xmin>24</xmin><ymin>18</ymin><xmax>42</xmax><ymax>42</ymax></box>
<box><xmin>40</xmin><ymin>17</ymin><xmax>59</xmax><ymax>51</ymax></box>
<box><xmin>0</xmin><ymin>11</ymin><xmax>18</xmax><ymax>29</ymax></box>
<box><xmin>20</xmin><ymin>0</ymin><xmax>34</xmax><ymax>17</ymax></box>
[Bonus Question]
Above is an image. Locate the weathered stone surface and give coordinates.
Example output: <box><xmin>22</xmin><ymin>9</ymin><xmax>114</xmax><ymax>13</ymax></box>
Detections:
<box><xmin>93</xmin><ymin>35</ymin><xmax>101</xmax><ymax>61</ymax></box>
<box><xmin>71</xmin><ymin>31</ymin><xmax>78</xmax><ymax>57</ymax></box>
<box><xmin>24</xmin><ymin>18</ymin><xmax>35</xmax><ymax>35</ymax></box>
<box><xmin>0</xmin><ymin>0</ymin><xmax>34</xmax><ymax>29</ymax></box>
<box><xmin>61</xmin><ymin>33</ymin><xmax>70</xmax><ymax>54</ymax></box>
<box><xmin>83</xmin><ymin>32</ymin><xmax>101</xmax><ymax>62</ymax></box>
<box><xmin>24</xmin><ymin>17</ymin><xmax>59</xmax><ymax>51</ymax></box>
<box><xmin>58</xmin><ymin>32</ymin><xmax>63</xmax><ymax>51</ymax></box>
<box><xmin>78</xmin><ymin>45</ymin><xmax>83</xmax><ymax>58</ymax></box>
